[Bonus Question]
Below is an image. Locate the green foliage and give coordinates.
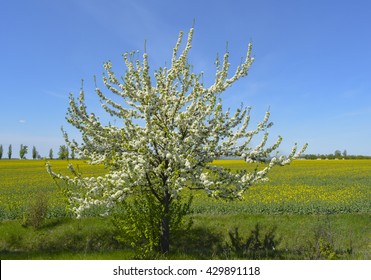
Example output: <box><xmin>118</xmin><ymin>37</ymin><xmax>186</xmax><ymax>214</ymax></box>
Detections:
<box><xmin>0</xmin><ymin>144</ymin><xmax>3</xmax><ymax>159</ymax></box>
<box><xmin>112</xmin><ymin>193</ymin><xmax>193</xmax><ymax>258</ymax></box>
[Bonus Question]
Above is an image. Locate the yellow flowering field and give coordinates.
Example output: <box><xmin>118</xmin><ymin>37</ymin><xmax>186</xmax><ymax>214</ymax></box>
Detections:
<box><xmin>193</xmin><ymin>159</ymin><xmax>371</xmax><ymax>214</ymax></box>
<box><xmin>0</xmin><ymin>159</ymin><xmax>370</xmax><ymax>219</ymax></box>
<box><xmin>0</xmin><ymin>160</ymin><xmax>107</xmax><ymax>219</ymax></box>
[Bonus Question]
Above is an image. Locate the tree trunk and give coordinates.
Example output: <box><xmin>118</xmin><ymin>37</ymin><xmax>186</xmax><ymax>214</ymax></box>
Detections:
<box><xmin>160</xmin><ymin>193</ymin><xmax>170</xmax><ymax>254</ymax></box>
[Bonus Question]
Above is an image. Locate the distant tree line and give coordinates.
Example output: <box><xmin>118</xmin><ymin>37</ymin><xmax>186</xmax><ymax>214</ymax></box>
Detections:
<box><xmin>0</xmin><ymin>144</ymin><xmax>76</xmax><ymax>160</ymax></box>
<box><xmin>0</xmin><ymin>144</ymin><xmax>369</xmax><ymax>160</ymax></box>
<box><xmin>301</xmin><ymin>149</ymin><xmax>371</xmax><ymax>160</ymax></box>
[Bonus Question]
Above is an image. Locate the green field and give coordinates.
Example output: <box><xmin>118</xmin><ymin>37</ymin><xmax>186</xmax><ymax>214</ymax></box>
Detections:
<box><xmin>0</xmin><ymin>159</ymin><xmax>370</xmax><ymax>259</ymax></box>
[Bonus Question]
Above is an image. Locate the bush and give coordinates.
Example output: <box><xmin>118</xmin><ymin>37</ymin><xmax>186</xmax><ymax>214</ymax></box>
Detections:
<box><xmin>22</xmin><ymin>192</ymin><xmax>49</xmax><ymax>229</ymax></box>
<box><xmin>112</xmin><ymin>193</ymin><xmax>193</xmax><ymax>258</ymax></box>
<box><xmin>305</xmin><ymin>216</ymin><xmax>353</xmax><ymax>260</ymax></box>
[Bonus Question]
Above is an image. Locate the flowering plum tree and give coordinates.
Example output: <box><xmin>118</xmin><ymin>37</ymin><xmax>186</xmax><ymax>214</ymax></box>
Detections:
<box><xmin>47</xmin><ymin>28</ymin><xmax>307</xmax><ymax>254</ymax></box>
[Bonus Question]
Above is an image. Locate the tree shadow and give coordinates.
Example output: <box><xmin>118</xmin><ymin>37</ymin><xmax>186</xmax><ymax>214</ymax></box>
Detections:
<box><xmin>35</xmin><ymin>217</ymin><xmax>71</xmax><ymax>230</ymax></box>
<box><xmin>223</xmin><ymin>224</ymin><xmax>282</xmax><ymax>259</ymax></box>
<box><xmin>171</xmin><ymin>227</ymin><xmax>223</xmax><ymax>259</ymax></box>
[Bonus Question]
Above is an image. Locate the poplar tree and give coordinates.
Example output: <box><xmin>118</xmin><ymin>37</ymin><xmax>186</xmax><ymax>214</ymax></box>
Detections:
<box><xmin>19</xmin><ymin>144</ymin><xmax>28</xmax><ymax>159</ymax></box>
<box><xmin>8</xmin><ymin>144</ymin><xmax>12</xmax><ymax>159</ymax></box>
<box><xmin>32</xmin><ymin>146</ymin><xmax>38</xmax><ymax>160</ymax></box>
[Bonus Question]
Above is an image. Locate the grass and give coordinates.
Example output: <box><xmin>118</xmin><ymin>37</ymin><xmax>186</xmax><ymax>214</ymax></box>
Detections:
<box><xmin>0</xmin><ymin>159</ymin><xmax>370</xmax><ymax>259</ymax></box>
<box><xmin>0</xmin><ymin>214</ymin><xmax>369</xmax><ymax>260</ymax></box>
<box><xmin>189</xmin><ymin>213</ymin><xmax>370</xmax><ymax>259</ymax></box>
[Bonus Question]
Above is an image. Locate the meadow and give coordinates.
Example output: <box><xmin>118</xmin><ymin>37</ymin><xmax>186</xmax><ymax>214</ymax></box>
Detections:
<box><xmin>0</xmin><ymin>159</ymin><xmax>370</xmax><ymax>259</ymax></box>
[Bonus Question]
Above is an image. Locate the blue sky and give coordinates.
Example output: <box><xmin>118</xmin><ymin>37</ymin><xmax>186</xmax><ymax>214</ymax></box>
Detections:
<box><xmin>1</xmin><ymin>0</ymin><xmax>370</xmax><ymax>158</ymax></box>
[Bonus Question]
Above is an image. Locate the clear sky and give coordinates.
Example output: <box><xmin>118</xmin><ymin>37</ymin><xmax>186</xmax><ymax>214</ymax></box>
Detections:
<box><xmin>1</xmin><ymin>0</ymin><xmax>371</xmax><ymax>158</ymax></box>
